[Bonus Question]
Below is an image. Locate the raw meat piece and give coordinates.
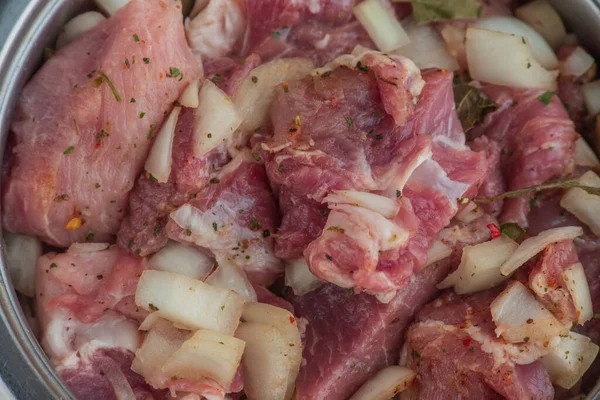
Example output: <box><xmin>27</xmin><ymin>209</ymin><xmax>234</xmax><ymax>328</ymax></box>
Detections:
<box><xmin>203</xmin><ymin>54</ymin><xmax>262</xmax><ymax>96</ymax></box>
<box><xmin>528</xmin><ymin>240</ymin><xmax>581</xmax><ymax>326</ymax></box>
<box><xmin>469</xmin><ymin>85</ymin><xmax>577</xmax><ymax>227</ymax></box>
<box><xmin>167</xmin><ymin>151</ymin><xmax>282</xmax><ymax>285</ymax></box>
<box><xmin>117</xmin><ymin>107</ymin><xmax>229</xmax><ymax>257</ymax></box>
<box><xmin>286</xmin><ymin>263</ymin><xmax>451</xmax><ymax>400</ymax></box>
<box><xmin>3</xmin><ymin>0</ymin><xmax>197</xmax><ymax>247</ymax></box>
<box><xmin>404</xmin><ymin>290</ymin><xmax>554</xmax><ymax>400</ymax></box>
<box><xmin>35</xmin><ymin>245</ymin><xmax>152</xmax><ymax>399</ymax></box>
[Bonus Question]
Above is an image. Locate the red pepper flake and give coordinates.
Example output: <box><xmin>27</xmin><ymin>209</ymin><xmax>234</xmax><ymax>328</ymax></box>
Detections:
<box><xmin>487</xmin><ymin>223</ymin><xmax>501</xmax><ymax>239</ymax></box>
<box><xmin>462</xmin><ymin>338</ymin><xmax>472</xmax><ymax>347</ymax></box>
<box><xmin>289</xmin><ymin>316</ymin><xmax>295</xmax><ymax>324</ymax></box>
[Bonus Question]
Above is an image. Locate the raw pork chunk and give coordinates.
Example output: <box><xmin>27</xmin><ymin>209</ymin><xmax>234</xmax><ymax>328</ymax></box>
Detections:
<box><xmin>469</xmin><ymin>86</ymin><xmax>577</xmax><ymax>227</ymax></box>
<box><xmin>404</xmin><ymin>289</ymin><xmax>554</xmax><ymax>400</ymax></box>
<box><xmin>263</xmin><ymin>52</ymin><xmax>486</xmax><ymax>294</ymax></box>
<box><xmin>3</xmin><ymin>0</ymin><xmax>197</xmax><ymax>247</ymax></box>
<box><xmin>167</xmin><ymin>152</ymin><xmax>282</xmax><ymax>285</ymax></box>
<box><xmin>35</xmin><ymin>244</ymin><xmax>152</xmax><ymax>400</ymax></box>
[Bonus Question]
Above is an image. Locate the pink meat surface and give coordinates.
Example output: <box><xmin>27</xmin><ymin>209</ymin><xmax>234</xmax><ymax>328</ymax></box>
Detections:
<box><xmin>405</xmin><ymin>290</ymin><xmax>554</xmax><ymax>400</ymax></box>
<box><xmin>3</xmin><ymin>0</ymin><xmax>196</xmax><ymax>247</ymax></box>
<box><xmin>167</xmin><ymin>152</ymin><xmax>282</xmax><ymax>284</ymax></box>
<box><xmin>528</xmin><ymin>240</ymin><xmax>581</xmax><ymax>326</ymax></box>
<box><xmin>203</xmin><ymin>54</ymin><xmax>262</xmax><ymax>96</ymax></box>
<box><xmin>469</xmin><ymin>86</ymin><xmax>577</xmax><ymax>227</ymax></box>
<box><xmin>35</xmin><ymin>245</ymin><xmax>152</xmax><ymax>399</ymax></box>
<box><xmin>116</xmin><ymin>107</ymin><xmax>229</xmax><ymax>257</ymax></box>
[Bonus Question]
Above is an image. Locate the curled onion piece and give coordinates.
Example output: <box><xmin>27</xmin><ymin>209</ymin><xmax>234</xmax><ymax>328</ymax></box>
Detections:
<box><xmin>205</xmin><ymin>259</ymin><xmax>257</xmax><ymax>302</ymax></box>
<box><xmin>178</xmin><ymin>79</ymin><xmax>200</xmax><ymax>108</ymax></box>
<box><xmin>560</xmin><ymin>171</ymin><xmax>600</xmax><ymax>236</ymax></box>
<box><xmin>4</xmin><ymin>233</ymin><xmax>42</xmax><ymax>297</ymax></box>
<box><xmin>56</xmin><ymin>12</ymin><xmax>106</xmax><ymax>49</ymax></box>
<box><xmin>573</xmin><ymin>136</ymin><xmax>600</xmax><ymax>168</ymax></box>
<box><xmin>135</xmin><ymin>270</ymin><xmax>245</xmax><ymax>335</ymax></box>
<box><xmin>94</xmin><ymin>0</ymin><xmax>130</xmax><ymax>16</ymax></box>
<box><xmin>324</xmin><ymin>190</ymin><xmax>400</xmax><ymax>219</ymax></box>
<box><xmin>147</xmin><ymin>241</ymin><xmax>214</xmax><ymax>281</ymax></box>
<box><xmin>144</xmin><ymin>106</ymin><xmax>181</xmax><ymax>183</ymax></box>
<box><xmin>67</xmin><ymin>242</ymin><xmax>109</xmax><ymax>253</ymax></box>
<box><xmin>500</xmin><ymin>226</ymin><xmax>584</xmax><ymax>276</ymax></box>
<box><xmin>284</xmin><ymin>258</ymin><xmax>323</xmax><ymax>296</ymax></box>
<box><xmin>539</xmin><ymin>331</ymin><xmax>599</xmax><ymax>389</ymax></box>
<box><xmin>515</xmin><ymin>0</ymin><xmax>566</xmax><ymax>50</ymax></box>
<box><xmin>438</xmin><ymin>235</ymin><xmax>518</xmax><ymax>295</ymax></box>
<box><xmin>562</xmin><ymin>263</ymin><xmax>593</xmax><ymax>325</ymax></box>
<box><xmin>560</xmin><ymin>47</ymin><xmax>595</xmax><ymax>79</ymax></box>
<box><xmin>350</xmin><ymin>366</ymin><xmax>416</xmax><ymax>400</ymax></box>
<box><xmin>424</xmin><ymin>240</ymin><xmax>452</xmax><ymax>268</ymax></box>
<box><xmin>455</xmin><ymin>201</ymin><xmax>483</xmax><ymax>224</ymax></box>
<box><xmin>582</xmin><ymin>80</ymin><xmax>600</xmax><ymax>116</ymax></box>
<box><xmin>472</xmin><ymin>16</ymin><xmax>558</xmax><ymax>70</ymax></box>
<box><xmin>466</xmin><ymin>27</ymin><xmax>558</xmax><ymax>91</ymax></box>
<box><xmin>491</xmin><ymin>281</ymin><xmax>568</xmax><ymax>344</ymax></box>
<box><xmin>353</xmin><ymin>0</ymin><xmax>410</xmax><ymax>52</ymax></box>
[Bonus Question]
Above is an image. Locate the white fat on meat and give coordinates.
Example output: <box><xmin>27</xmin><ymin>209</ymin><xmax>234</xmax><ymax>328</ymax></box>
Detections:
<box><xmin>185</xmin><ymin>0</ymin><xmax>246</xmax><ymax>59</ymax></box>
<box><xmin>409</xmin><ymin>159</ymin><xmax>470</xmax><ymax>207</ymax></box>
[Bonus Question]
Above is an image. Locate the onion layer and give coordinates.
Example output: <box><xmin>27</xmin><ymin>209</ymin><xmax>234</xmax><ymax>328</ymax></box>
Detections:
<box><xmin>562</xmin><ymin>263</ymin><xmax>593</xmax><ymax>325</ymax></box>
<box><xmin>353</xmin><ymin>0</ymin><xmax>410</xmax><ymax>52</ymax></box>
<box><xmin>147</xmin><ymin>241</ymin><xmax>215</xmax><ymax>281</ymax></box>
<box><xmin>323</xmin><ymin>190</ymin><xmax>400</xmax><ymax>219</ymax></box>
<box><xmin>582</xmin><ymin>80</ymin><xmax>600</xmax><ymax>116</ymax></box>
<box><xmin>560</xmin><ymin>47</ymin><xmax>595</xmax><ymax>79</ymax></box>
<box><xmin>284</xmin><ymin>258</ymin><xmax>323</xmax><ymax>296</ymax></box>
<box><xmin>205</xmin><ymin>259</ymin><xmax>257</xmax><ymax>302</ymax></box>
<box><xmin>350</xmin><ymin>366</ymin><xmax>416</xmax><ymax>400</ymax></box>
<box><xmin>515</xmin><ymin>0</ymin><xmax>567</xmax><ymax>50</ymax></box>
<box><xmin>4</xmin><ymin>233</ymin><xmax>42</xmax><ymax>297</ymax></box>
<box><xmin>573</xmin><ymin>136</ymin><xmax>600</xmax><ymax>168</ymax></box>
<box><xmin>144</xmin><ymin>106</ymin><xmax>181</xmax><ymax>183</ymax></box>
<box><xmin>56</xmin><ymin>12</ymin><xmax>106</xmax><ymax>49</ymax></box>
<box><xmin>94</xmin><ymin>0</ymin><xmax>130</xmax><ymax>16</ymax></box>
<box><xmin>559</xmin><ymin>171</ymin><xmax>600</xmax><ymax>236</ymax></box>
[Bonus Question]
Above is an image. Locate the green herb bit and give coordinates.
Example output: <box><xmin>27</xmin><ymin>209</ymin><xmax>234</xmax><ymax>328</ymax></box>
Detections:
<box><xmin>63</xmin><ymin>146</ymin><xmax>75</xmax><ymax>155</ymax></box>
<box><xmin>133</xmin><ymin>34</ymin><xmax>140</xmax><ymax>42</ymax></box>
<box><xmin>95</xmin><ymin>70</ymin><xmax>122</xmax><ymax>102</ymax></box>
<box><xmin>249</xmin><ymin>218</ymin><xmax>260</xmax><ymax>231</ymax></box>
<box><xmin>345</xmin><ymin>117</ymin><xmax>354</xmax><ymax>129</ymax></box>
<box><xmin>50</xmin><ymin>263</ymin><xmax>57</xmax><ymax>269</ymax></box>
<box><xmin>166</xmin><ymin>67</ymin><xmax>181</xmax><ymax>78</ymax></box>
<box><xmin>453</xmin><ymin>76</ymin><xmax>497</xmax><ymax>132</ymax></box>
<box><xmin>147</xmin><ymin>124</ymin><xmax>157</xmax><ymax>140</ymax></box>
<box><xmin>500</xmin><ymin>222</ymin><xmax>525</xmax><ymax>242</ymax></box>
<box><xmin>538</xmin><ymin>91</ymin><xmax>556</xmax><ymax>105</ymax></box>
<box><xmin>44</xmin><ymin>48</ymin><xmax>55</xmax><ymax>60</ymax></box>
<box><xmin>143</xmin><ymin>57</ymin><xmax>150</xmax><ymax>64</ymax></box>
<box><xmin>212</xmin><ymin>222</ymin><xmax>218</xmax><ymax>231</ymax></box>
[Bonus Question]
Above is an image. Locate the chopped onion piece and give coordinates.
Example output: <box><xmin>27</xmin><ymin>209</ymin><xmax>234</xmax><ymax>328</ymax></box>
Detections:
<box><xmin>560</xmin><ymin>47</ymin><xmax>595</xmax><ymax>79</ymax></box>
<box><xmin>148</xmin><ymin>241</ymin><xmax>214</xmax><ymax>281</ymax></box>
<box><xmin>560</xmin><ymin>171</ymin><xmax>600</xmax><ymax>236</ymax></box>
<box><xmin>574</xmin><ymin>136</ymin><xmax>600</xmax><ymax>167</ymax></box>
<box><xmin>500</xmin><ymin>226</ymin><xmax>584</xmax><ymax>275</ymax></box>
<box><xmin>205</xmin><ymin>259</ymin><xmax>257</xmax><ymax>302</ymax></box>
<box><xmin>284</xmin><ymin>258</ymin><xmax>323</xmax><ymax>296</ymax></box>
<box><xmin>437</xmin><ymin>235</ymin><xmax>518</xmax><ymax>295</ymax></box>
<box><xmin>194</xmin><ymin>80</ymin><xmax>242</xmax><ymax>157</ymax></box>
<box><xmin>4</xmin><ymin>233</ymin><xmax>42</xmax><ymax>297</ymax></box>
<box><xmin>424</xmin><ymin>240</ymin><xmax>452</xmax><ymax>268</ymax></box>
<box><xmin>138</xmin><ymin>313</ymin><xmax>161</xmax><ymax>332</ymax></box>
<box><xmin>135</xmin><ymin>270</ymin><xmax>245</xmax><ymax>335</ymax></box>
<box><xmin>234</xmin><ymin>58</ymin><xmax>314</xmax><ymax>132</ymax></box>
<box><xmin>177</xmin><ymin>79</ymin><xmax>200</xmax><ymax>108</ymax></box>
<box><xmin>582</xmin><ymin>80</ymin><xmax>600</xmax><ymax>115</ymax></box>
<box><xmin>515</xmin><ymin>0</ymin><xmax>566</xmax><ymax>50</ymax></box>
<box><xmin>395</xmin><ymin>17</ymin><xmax>459</xmax><ymax>71</ymax></box>
<box><xmin>538</xmin><ymin>331</ymin><xmax>599</xmax><ymax>389</ymax></box>
<box><xmin>66</xmin><ymin>242</ymin><xmax>109</xmax><ymax>253</ymax></box>
<box><xmin>162</xmin><ymin>329</ymin><xmax>245</xmax><ymax>389</ymax></box>
<box><xmin>466</xmin><ymin>27</ymin><xmax>558</xmax><ymax>91</ymax></box>
<box><xmin>56</xmin><ymin>12</ymin><xmax>106</xmax><ymax>49</ymax></box>
<box><xmin>350</xmin><ymin>366</ymin><xmax>416</xmax><ymax>400</ymax></box>
<box><xmin>144</xmin><ymin>106</ymin><xmax>181</xmax><ymax>183</ymax></box>
<box><xmin>562</xmin><ymin>263</ymin><xmax>593</xmax><ymax>325</ymax></box>
<box><xmin>472</xmin><ymin>17</ymin><xmax>558</xmax><ymax>70</ymax></box>
<box><xmin>324</xmin><ymin>190</ymin><xmax>400</xmax><ymax>219</ymax></box>
<box><xmin>94</xmin><ymin>0</ymin><xmax>130</xmax><ymax>16</ymax></box>
<box><xmin>353</xmin><ymin>0</ymin><xmax>410</xmax><ymax>52</ymax></box>
<box><xmin>241</xmin><ymin>302</ymin><xmax>302</xmax><ymax>400</ymax></box>
<box><xmin>131</xmin><ymin>319</ymin><xmax>192</xmax><ymax>387</ymax></box>
<box><xmin>455</xmin><ymin>201</ymin><xmax>483</xmax><ymax>224</ymax></box>
<box><xmin>491</xmin><ymin>281</ymin><xmax>568</xmax><ymax>344</ymax></box>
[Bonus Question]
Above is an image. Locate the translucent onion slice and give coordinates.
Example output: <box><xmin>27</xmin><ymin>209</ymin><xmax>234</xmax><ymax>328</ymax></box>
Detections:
<box><xmin>562</xmin><ymin>263</ymin><xmax>594</xmax><ymax>325</ymax></box>
<box><xmin>573</xmin><ymin>136</ymin><xmax>600</xmax><ymax>168</ymax></box>
<box><xmin>205</xmin><ymin>259</ymin><xmax>257</xmax><ymax>302</ymax></box>
<box><xmin>465</xmin><ymin>27</ymin><xmax>558</xmax><ymax>91</ymax></box>
<box><xmin>162</xmin><ymin>329</ymin><xmax>245</xmax><ymax>389</ymax></box>
<box><xmin>395</xmin><ymin>17</ymin><xmax>459</xmax><ymax>71</ymax></box>
<box><xmin>135</xmin><ymin>270</ymin><xmax>245</xmax><ymax>335</ymax></box>
<box><xmin>233</xmin><ymin>58</ymin><xmax>314</xmax><ymax>132</ymax></box>
<box><xmin>560</xmin><ymin>47</ymin><xmax>595</xmax><ymax>79</ymax></box>
<box><xmin>350</xmin><ymin>366</ymin><xmax>416</xmax><ymax>400</ymax></box>
<box><xmin>147</xmin><ymin>241</ymin><xmax>215</xmax><ymax>281</ymax></box>
<box><xmin>490</xmin><ymin>281</ymin><xmax>568</xmax><ymax>344</ymax></box>
<box><xmin>437</xmin><ymin>235</ymin><xmax>518</xmax><ymax>295</ymax></box>
<box><xmin>4</xmin><ymin>233</ymin><xmax>42</xmax><ymax>297</ymax></box>
<box><xmin>538</xmin><ymin>331</ymin><xmax>599</xmax><ymax>389</ymax></box>
<box><xmin>144</xmin><ymin>106</ymin><xmax>181</xmax><ymax>183</ymax></box>
<box><xmin>500</xmin><ymin>226</ymin><xmax>584</xmax><ymax>276</ymax></box>
<box><xmin>323</xmin><ymin>190</ymin><xmax>400</xmax><ymax>219</ymax></box>
<box><xmin>559</xmin><ymin>172</ymin><xmax>600</xmax><ymax>236</ymax></box>
<box><xmin>56</xmin><ymin>12</ymin><xmax>106</xmax><ymax>49</ymax></box>
<box><xmin>94</xmin><ymin>0</ymin><xmax>130</xmax><ymax>16</ymax></box>
<box><xmin>514</xmin><ymin>0</ymin><xmax>567</xmax><ymax>50</ymax></box>
<box><xmin>194</xmin><ymin>80</ymin><xmax>242</xmax><ymax>157</ymax></box>
<box><xmin>177</xmin><ymin>79</ymin><xmax>200</xmax><ymax>108</ymax></box>
<box><xmin>284</xmin><ymin>258</ymin><xmax>323</xmax><ymax>296</ymax></box>
<box><xmin>67</xmin><ymin>242</ymin><xmax>109</xmax><ymax>253</ymax></box>
<box><xmin>353</xmin><ymin>0</ymin><xmax>410</xmax><ymax>52</ymax></box>
<box><xmin>424</xmin><ymin>240</ymin><xmax>452</xmax><ymax>268</ymax></box>
<box><xmin>455</xmin><ymin>201</ymin><xmax>483</xmax><ymax>224</ymax></box>
<box><xmin>472</xmin><ymin>16</ymin><xmax>559</xmax><ymax>70</ymax></box>
<box><xmin>582</xmin><ymin>80</ymin><xmax>600</xmax><ymax>115</ymax></box>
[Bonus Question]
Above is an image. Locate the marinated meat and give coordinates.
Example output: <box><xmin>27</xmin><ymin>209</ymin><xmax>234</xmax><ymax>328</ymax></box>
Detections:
<box><xmin>3</xmin><ymin>0</ymin><xmax>197</xmax><ymax>247</ymax></box>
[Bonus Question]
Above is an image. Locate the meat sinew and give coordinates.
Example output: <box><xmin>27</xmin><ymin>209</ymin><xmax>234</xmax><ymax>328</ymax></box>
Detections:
<box><xmin>3</xmin><ymin>0</ymin><xmax>197</xmax><ymax>247</ymax></box>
